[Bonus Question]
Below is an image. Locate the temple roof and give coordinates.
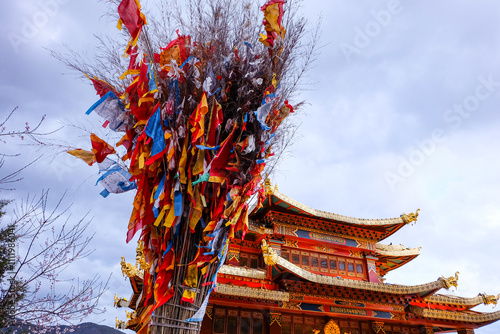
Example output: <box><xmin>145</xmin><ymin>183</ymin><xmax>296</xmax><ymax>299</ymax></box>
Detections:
<box><xmin>375</xmin><ymin>243</ymin><xmax>421</xmax><ymax>276</ymax></box>
<box><xmin>266</xmin><ymin>254</ymin><xmax>457</xmax><ymax>298</ymax></box>
<box><xmin>251</xmin><ymin>187</ymin><xmax>419</xmax><ymax>242</ymax></box>
<box><xmin>423</xmin><ymin>293</ymin><xmax>500</xmax><ymax>309</ymax></box>
<box><xmin>410</xmin><ymin>305</ymin><xmax>500</xmax><ymax>325</ymax></box>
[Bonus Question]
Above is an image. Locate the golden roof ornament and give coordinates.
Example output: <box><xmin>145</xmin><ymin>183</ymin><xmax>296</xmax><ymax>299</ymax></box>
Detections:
<box><xmin>125</xmin><ymin>310</ymin><xmax>136</xmax><ymax>320</ymax></box>
<box><xmin>401</xmin><ymin>208</ymin><xmax>420</xmax><ymax>224</ymax></box>
<box><xmin>440</xmin><ymin>271</ymin><xmax>460</xmax><ymax>289</ymax></box>
<box><xmin>481</xmin><ymin>293</ymin><xmax>500</xmax><ymax>306</ymax></box>
<box><xmin>261</xmin><ymin>239</ymin><xmax>279</xmax><ymax>266</ymax></box>
<box><xmin>120</xmin><ymin>256</ymin><xmax>143</xmax><ymax>279</ymax></box>
<box><xmin>113</xmin><ymin>294</ymin><xmax>129</xmax><ymax>308</ymax></box>
<box><xmin>136</xmin><ymin>240</ymin><xmax>150</xmax><ymax>272</ymax></box>
<box><xmin>264</xmin><ymin>174</ymin><xmax>273</xmax><ymax>196</ymax></box>
<box><xmin>115</xmin><ymin>317</ymin><xmax>127</xmax><ymax>329</ymax></box>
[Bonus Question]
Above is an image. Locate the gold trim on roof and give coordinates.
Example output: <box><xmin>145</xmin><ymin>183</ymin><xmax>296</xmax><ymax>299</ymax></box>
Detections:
<box><xmin>120</xmin><ymin>256</ymin><xmax>143</xmax><ymax>279</ymax></box>
<box><xmin>248</xmin><ymin>220</ymin><xmax>273</xmax><ymax>235</ymax></box>
<box><xmin>441</xmin><ymin>272</ymin><xmax>459</xmax><ymax>290</ymax></box>
<box><xmin>275</xmin><ymin>222</ymin><xmax>376</xmax><ymax>246</ymax></box>
<box><xmin>114</xmin><ymin>293</ymin><xmax>130</xmax><ymax>308</ymax></box>
<box><xmin>218</xmin><ymin>265</ymin><xmax>267</xmax><ymax>280</ymax></box>
<box><xmin>410</xmin><ymin>305</ymin><xmax>500</xmax><ymax>323</ymax></box>
<box><xmin>290</xmin><ymin>293</ymin><xmax>405</xmax><ymax>312</ymax></box>
<box><xmin>270</xmin><ymin>190</ymin><xmax>406</xmax><ymax>226</ymax></box>
<box><xmin>264</xmin><ymin>175</ymin><xmax>279</xmax><ymax>196</ymax></box>
<box><xmin>401</xmin><ymin>209</ymin><xmax>420</xmax><ymax>224</ymax></box>
<box><xmin>425</xmin><ymin>293</ymin><xmax>500</xmax><ymax>307</ymax></box>
<box><xmin>275</xmin><ymin>256</ymin><xmax>457</xmax><ymax>295</ymax></box>
<box><xmin>375</xmin><ymin>243</ymin><xmax>421</xmax><ymax>256</ymax></box>
<box><xmin>215</xmin><ymin>283</ymin><xmax>290</xmax><ymax>302</ymax></box>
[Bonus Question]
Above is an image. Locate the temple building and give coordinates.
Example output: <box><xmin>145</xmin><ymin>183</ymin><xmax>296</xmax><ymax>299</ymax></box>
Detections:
<box><xmin>117</xmin><ymin>182</ymin><xmax>500</xmax><ymax>334</ymax></box>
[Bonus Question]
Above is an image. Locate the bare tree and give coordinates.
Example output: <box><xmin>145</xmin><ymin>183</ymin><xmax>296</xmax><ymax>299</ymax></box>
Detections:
<box><xmin>0</xmin><ymin>191</ymin><xmax>108</xmax><ymax>332</ymax></box>
<box><xmin>0</xmin><ymin>110</ymin><xmax>108</xmax><ymax>332</ymax></box>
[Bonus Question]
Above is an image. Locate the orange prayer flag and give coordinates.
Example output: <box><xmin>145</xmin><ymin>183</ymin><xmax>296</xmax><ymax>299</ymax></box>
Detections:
<box><xmin>90</xmin><ymin>133</ymin><xmax>116</xmax><ymax>163</ymax></box>
<box><xmin>189</xmin><ymin>93</ymin><xmax>209</xmax><ymax>144</ymax></box>
<box><xmin>67</xmin><ymin>149</ymin><xmax>96</xmax><ymax>166</ymax></box>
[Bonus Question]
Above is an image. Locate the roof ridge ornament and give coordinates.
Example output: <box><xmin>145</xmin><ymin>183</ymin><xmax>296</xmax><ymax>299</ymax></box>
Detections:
<box><xmin>120</xmin><ymin>256</ymin><xmax>143</xmax><ymax>279</ymax></box>
<box><xmin>261</xmin><ymin>239</ymin><xmax>279</xmax><ymax>266</ymax></box>
<box><xmin>264</xmin><ymin>174</ymin><xmax>278</xmax><ymax>196</ymax></box>
<box><xmin>401</xmin><ymin>208</ymin><xmax>420</xmax><ymax>224</ymax></box>
<box><xmin>481</xmin><ymin>293</ymin><xmax>500</xmax><ymax>306</ymax></box>
<box><xmin>440</xmin><ymin>271</ymin><xmax>460</xmax><ymax>290</ymax></box>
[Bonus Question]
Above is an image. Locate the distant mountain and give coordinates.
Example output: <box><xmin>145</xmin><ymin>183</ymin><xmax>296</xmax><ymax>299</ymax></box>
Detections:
<box><xmin>2</xmin><ymin>322</ymin><xmax>123</xmax><ymax>334</ymax></box>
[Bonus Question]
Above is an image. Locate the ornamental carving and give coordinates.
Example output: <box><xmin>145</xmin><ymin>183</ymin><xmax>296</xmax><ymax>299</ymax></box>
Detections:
<box><xmin>324</xmin><ymin>319</ymin><xmax>340</xmax><ymax>334</ymax></box>
<box><xmin>215</xmin><ymin>283</ymin><xmax>289</xmax><ymax>302</ymax></box>
<box><xmin>349</xmin><ymin>250</ymin><xmax>363</xmax><ymax>258</ymax></box>
<box><xmin>372</xmin><ymin>322</ymin><xmax>386</xmax><ymax>334</ymax></box>
<box><xmin>281</xmin><ymin>301</ymin><xmax>302</xmax><ymax>310</ymax></box>
<box><xmin>401</xmin><ymin>209</ymin><xmax>420</xmax><ymax>224</ymax></box>
<box><xmin>136</xmin><ymin>240</ymin><xmax>150</xmax><ymax>272</ymax></box>
<box><xmin>285</xmin><ymin>239</ymin><xmax>299</xmax><ymax>248</ymax></box>
<box><xmin>120</xmin><ymin>256</ymin><xmax>143</xmax><ymax>279</ymax></box>
<box><xmin>440</xmin><ymin>271</ymin><xmax>459</xmax><ymax>289</ymax></box>
<box><xmin>205</xmin><ymin>305</ymin><xmax>213</xmax><ymax>319</ymax></box>
<box><xmin>264</xmin><ymin>176</ymin><xmax>279</xmax><ymax>196</ymax></box>
<box><xmin>481</xmin><ymin>293</ymin><xmax>500</xmax><ymax>305</ymax></box>
<box><xmin>262</xmin><ymin>239</ymin><xmax>279</xmax><ymax>266</ymax></box>
<box><xmin>115</xmin><ymin>317</ymin><xmax>127</xmax><ymax>330</ymax></box>
<box><xmin>269</xmin><ymin>312</ymin><xmax>282</xmax><ymax>327</ymax></box>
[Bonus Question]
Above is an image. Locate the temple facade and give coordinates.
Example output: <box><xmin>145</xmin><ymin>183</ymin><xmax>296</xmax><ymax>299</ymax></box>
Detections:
<box><xmin>117</xmin><ymin>182</ymin><xmax>500</xmax><ymax>334</ymax></box>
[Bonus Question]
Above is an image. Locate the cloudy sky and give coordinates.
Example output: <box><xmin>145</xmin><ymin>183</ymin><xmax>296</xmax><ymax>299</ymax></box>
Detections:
<box><xmin>1</xmin><ymin>1</ymin><xmax>500</xmax><ymax>333</ymax></box>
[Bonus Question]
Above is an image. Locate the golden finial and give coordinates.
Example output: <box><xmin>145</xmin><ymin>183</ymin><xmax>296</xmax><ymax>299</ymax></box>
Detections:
<box><xmin>401</xmin><ymin>209</ymin><xmax>420</xmax><ymax>224</ymax></box>
<box><xmin>264</xmin><ymin>174</ymin><xmax>274</xmax><ymax>196</ymax></box>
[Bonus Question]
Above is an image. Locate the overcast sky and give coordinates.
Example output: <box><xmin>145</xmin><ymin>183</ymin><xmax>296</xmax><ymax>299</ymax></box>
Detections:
<box><xmin>1</xmin><ymin>1</ymin><xmax>500</xmax><ymax>333</ymax></box>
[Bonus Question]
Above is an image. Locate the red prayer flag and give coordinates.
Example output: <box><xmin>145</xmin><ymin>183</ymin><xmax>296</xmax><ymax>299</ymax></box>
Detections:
<box><xmin>90</xmin><ymin>133</ymin><xmax>116</xmax><ymax>163</ymax></box>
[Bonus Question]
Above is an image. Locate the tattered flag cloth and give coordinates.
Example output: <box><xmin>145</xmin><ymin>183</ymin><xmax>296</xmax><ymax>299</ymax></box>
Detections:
<box><xmin>117</xmin><ymin>0</ymin><xmax>147</xmax><ymax>54</ymax></box>
<box><xmin>86</xmin><ymin>91</ymin><xmax>127</xmax><ymax>131</ymax></box>
<box><xmin>96</xmin><ymin>158</ymin><xmax>137</xmax><ymax>197</ymax></box>
<box><xmin>260</xmin><ymin>0</ymin><xmax>286</xmax><ymax>47</ymax></box>
<box><xmin>67</xmin><ymin>149</ymin><xmax>96</xmax><ymax>166</ymax></box>
<box><xmin>90</xmin><ymin>133</ymin><xmax>116</xmax><ymax>163</ymax></box>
